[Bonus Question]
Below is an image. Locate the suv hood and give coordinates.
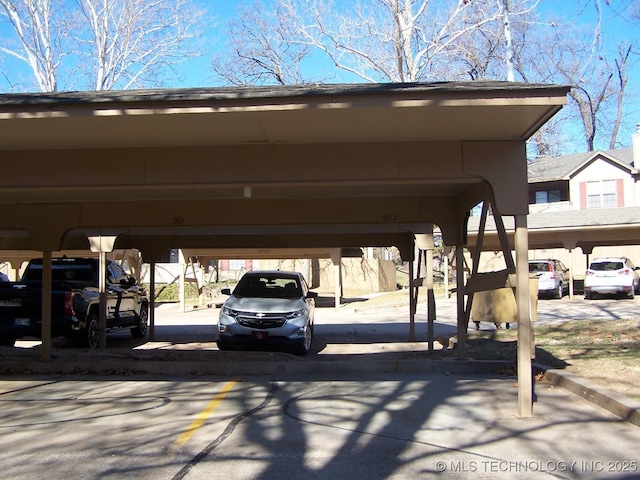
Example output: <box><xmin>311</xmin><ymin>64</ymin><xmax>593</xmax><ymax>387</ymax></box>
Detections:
<box><xmin>224</xmin><ymin>296</ymin><xmax>305</xmax><ymax>313</ymax></box>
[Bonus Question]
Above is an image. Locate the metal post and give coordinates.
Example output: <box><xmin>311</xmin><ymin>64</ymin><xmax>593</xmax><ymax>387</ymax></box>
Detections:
<box><xmin>149</xmin><ymin>261</ymin><xmax>156</xmax><ymax>341</ymax></box>
<box><xmin>41</xmin><ymin>250</ymin><xmax>52</xmax><ymax>362</ymax></box>
<box><xmin>99</xmin><ymin>250</ymin><xmax>107</xmax><ymax>350</ymax></box>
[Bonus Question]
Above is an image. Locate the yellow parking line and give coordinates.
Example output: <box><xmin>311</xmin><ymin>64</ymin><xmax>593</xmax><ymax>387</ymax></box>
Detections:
<box><xmin>174</xmin><ymin>381</ymin><xmax>237</xmax><ymax>448</ymax></box>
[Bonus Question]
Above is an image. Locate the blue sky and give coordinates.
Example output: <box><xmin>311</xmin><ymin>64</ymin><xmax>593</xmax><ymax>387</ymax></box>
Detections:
<box><xmin>173</xmin><ymin>1</ymin><xmax>640</xmax><ymax>85</ymax></box>
<box><xmin>168</xmin><ymin>0</ymin><xmax>640</xmax><ymax>151</ymax></box>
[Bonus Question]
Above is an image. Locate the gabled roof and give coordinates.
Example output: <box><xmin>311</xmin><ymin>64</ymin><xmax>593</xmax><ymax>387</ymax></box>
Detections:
<box><xmin>528</xmin><ymin>148</ymin><xmax>635</xmax><ymax>183</ymax></box>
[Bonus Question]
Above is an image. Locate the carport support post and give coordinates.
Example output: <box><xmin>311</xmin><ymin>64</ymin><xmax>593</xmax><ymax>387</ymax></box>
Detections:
<box><xmin>179</xmin><ymin>250</ymin><xmax>186</xmax><ymax>313</ymax></box>
<box><xmin>408</xmin><ymin>244</ymin><xmax>416</xmax><ymax>341</ymax></box>
<box><xmin>149</xmin><ymin>261</ymin><xmax>156</xmax><ymax>341</ymax></box>
<box><xmin>99</xmin><ymin>250</ymin><xmax>107</xmax><ymax>350</ymax></box>
<box><xmin>88</xmin><ymin>235</ymin><xmax>117</xmax><ymax>351</ymax></box>
<box><xmin>331</xmin><ymin>250</ymin><xmax>342</xmax><ymax>309</ymax></box>
<box><xmin>415</xmin><ymin>229</ymin><xmax>435</xmax><ymax>350</ymax></box>
<box><xmin>426</xmin><ymin>247</ymin><xmax>435</xmax><ymax>352</ymax></box>
<box><xmin>515</xmin><ymin>214</ymin><xmax>534</xmax><ymax>417</ymax></box>
<box><xmin>568</xmin><ymin>248</ymin><xmax>575</xmax><ymax>299</ymax></box>
<box><xmin>455</xmin><ymin>246</ymin><xmax>466</xmax><ymax>360</ymax></box>
<box><xmin>41</xmin><ymin>250</ymin><xmax>52</xmax><ymax>362</ymax></box>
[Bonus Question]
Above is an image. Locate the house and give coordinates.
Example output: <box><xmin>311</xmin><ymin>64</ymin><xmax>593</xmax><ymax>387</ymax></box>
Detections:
<box><xmin>526</xmin><ymin>126</ymin><xmax>640</xmax><ymax>266</ymax></box>
<box><xmin>528</xmin><ymin>147</ymin><xmax>638</xmax><ymax>213</ymax></box>
<box><xmin>468</xmin><ymin>126</ymin><xmax>640</xmax><ymax>285</ymax></box>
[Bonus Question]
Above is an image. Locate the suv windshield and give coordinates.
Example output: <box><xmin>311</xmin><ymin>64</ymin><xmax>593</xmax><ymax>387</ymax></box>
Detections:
<box><xmin>234</xmin><ymin>274</ymin><xmax>302</xmax><ymax>298</ymax></box>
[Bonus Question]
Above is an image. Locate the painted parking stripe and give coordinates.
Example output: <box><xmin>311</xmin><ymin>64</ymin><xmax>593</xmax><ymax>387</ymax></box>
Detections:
<box><xmin>174</xmin><ymin>381</ymin><xmax>237</xmax><ymax>448</ymax></box>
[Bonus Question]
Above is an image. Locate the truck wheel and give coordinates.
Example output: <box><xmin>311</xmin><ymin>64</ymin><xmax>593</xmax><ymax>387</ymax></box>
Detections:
<box><xmin>84</xmin><ymin>314</ymin><xmax>100</xmax><ymax>349</ymax></box>
<box><xmin>131</xmin><ymin>305</ymin><xmax>148</xmax><ymax>339</ymax></box>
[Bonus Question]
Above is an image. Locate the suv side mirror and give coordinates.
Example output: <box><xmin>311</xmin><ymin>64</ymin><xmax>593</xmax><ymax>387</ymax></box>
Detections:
<box><xmin>221</xmin><ymin>288</ymin><xmax>231</xmax><ymax>295</ymax></box>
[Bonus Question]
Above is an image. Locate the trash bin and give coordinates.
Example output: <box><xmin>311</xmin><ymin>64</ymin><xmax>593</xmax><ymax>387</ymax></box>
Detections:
<box><xmin>470</xmin><ymin>276</ymin><xmax>538</xmax><ymax>328</ymax></box>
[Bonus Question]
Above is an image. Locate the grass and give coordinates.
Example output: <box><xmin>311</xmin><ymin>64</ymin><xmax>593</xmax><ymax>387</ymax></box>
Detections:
<box><xmin>464</xmin><ymin>319</ymin><xmax>640</xmax><ymax>399</ymax></box>
<box><xmin>356</xmin><ymin>289</ymin><xmax>640</xmax><ymax>399</ymax></box>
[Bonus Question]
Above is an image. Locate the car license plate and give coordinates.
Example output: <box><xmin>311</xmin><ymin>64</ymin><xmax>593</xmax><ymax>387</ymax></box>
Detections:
<box><xmin>251</xmin><ymin>331</ymin><xmax>269</xmax><ymax>340</ymax></box>
<box><xmin>14</xmin><ymin>318</ymin><xmax>30</xmax><ymax>326</ymax></box>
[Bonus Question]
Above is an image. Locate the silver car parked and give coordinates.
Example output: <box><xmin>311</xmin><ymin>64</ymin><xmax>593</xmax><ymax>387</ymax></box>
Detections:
<box><xmin>217</xmin><ymin>271</ymin><xmax>317</xmax><ymax>355</ymax></box>
<box><xmin>528</xmin><ymin>259</ymin><xmax>569</xmax><ymax>299</ymax></box>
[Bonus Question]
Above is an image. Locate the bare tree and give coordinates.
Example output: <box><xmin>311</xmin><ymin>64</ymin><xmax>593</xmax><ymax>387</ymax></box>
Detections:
<box><xmin>214</xmin><ymin>0</ymin><xmax>541</xmax><ymax>85</ymax></box>
<box><xmin>446</xmin><ymin>0</ymin><xmax>539</xmax><ymax>81</ymax></box>
<box><xmin>212</xmin><ymin>0</ymin><xmax>313</xmax><ymax>86</ymax></box>
<box><xmin>0</xmin><ymin>0</ymin><xmax>63</xmax><ymax>91</ymax></box>
<box><xmin>76</xmin><ymin>0</ymin><xmax>205</xmax><ymax>90</ymax></box>
<box><xmin>286</xmin><ymin>0</ymin><xmax>513</xmax><ymax>83</ymax></box>
<box><xmin>513</xmin><ymin>12</ymin><xmax>634</xmax><ymax>152</ymax></box>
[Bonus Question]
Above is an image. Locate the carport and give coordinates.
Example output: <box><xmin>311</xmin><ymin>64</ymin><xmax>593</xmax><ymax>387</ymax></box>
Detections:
<box><xmin>0</xmin><ymin>82</ymin><xmax>570</xmax><ymax>416</ymax></box>
<box><xmin>467</xmin><ymin>205</ymin><xmax>640</xmax><ymax>298</ymax></box>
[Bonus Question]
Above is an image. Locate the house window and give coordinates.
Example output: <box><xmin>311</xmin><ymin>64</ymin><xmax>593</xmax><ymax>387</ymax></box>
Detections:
<box><xmin>586</xmin><ymin>179</ymin><xmax>617</xmax><ymax>208</ymax></box>
<box><xmin>534</xmin><ymin>189</ymin><xmax>561</xmax><ymax>204</ymax></box>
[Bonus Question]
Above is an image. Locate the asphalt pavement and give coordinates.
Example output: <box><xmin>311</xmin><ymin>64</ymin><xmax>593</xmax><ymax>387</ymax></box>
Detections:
<box><xmin>1</xmin><ymin>372</ymin><xmax>639</xmax><ymax>480</ymax></box>
<box><xmin>2</xmin><ymin>293</ymin><xmax>640</xmax><ymax>426</ymax></box>
<box><xmin>2</xmin><ymin>294</ymin><xmax>640</xmax><ymax>479</ymax></box>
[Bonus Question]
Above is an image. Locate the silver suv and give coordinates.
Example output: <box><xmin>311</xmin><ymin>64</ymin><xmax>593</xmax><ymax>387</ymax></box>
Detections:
<box><xmin>528</xmin><ymin>259</ymin><xmax>569</xmax><ymax>299</ymax></box>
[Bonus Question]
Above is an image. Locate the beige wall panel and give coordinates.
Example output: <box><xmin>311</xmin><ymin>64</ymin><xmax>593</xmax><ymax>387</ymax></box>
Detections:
<box><xmin>0</xmin><ymin>149</ymin><xmax>144</xmax><ymax>187</ymax></box>
<box><xmin>462</xmin><ymin>141</ymin><xmax>528</xmax><ymax>216</ymax></box>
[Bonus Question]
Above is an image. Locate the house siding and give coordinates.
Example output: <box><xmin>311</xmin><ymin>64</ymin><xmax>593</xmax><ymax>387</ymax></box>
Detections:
<box><xmin>569</xmin><ymin>158</ymin><xmax>635</xmax><ymax>209</ymax></box>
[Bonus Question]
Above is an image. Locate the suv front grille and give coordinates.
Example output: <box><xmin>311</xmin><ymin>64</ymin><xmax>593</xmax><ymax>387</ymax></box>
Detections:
<box><xmin>237</xmin><ymin>313</ymin><xmax>287</xmax><ymax>329</ymax></box>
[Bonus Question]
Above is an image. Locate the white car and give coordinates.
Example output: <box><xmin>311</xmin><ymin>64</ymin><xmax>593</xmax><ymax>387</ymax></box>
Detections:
<box><xmin>216</xmin><ymin>271</ymin><xmax>317</xmax><ymax>355</ymax></box>
<box><xmin>529</xmin><ymin>259</ymin><xmax>569</xmax><ymax>299</ymax></box>
<box><xmin>584</xmin><ymin>257</ymin><xmax>640</xmax><ymax>299</ymax></box>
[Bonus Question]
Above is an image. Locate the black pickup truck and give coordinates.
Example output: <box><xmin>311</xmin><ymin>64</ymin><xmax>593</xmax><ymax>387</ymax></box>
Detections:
<box><xmin>0</xmin><ymin>257</ymin><xmax>149</xmax><ymax>348</ymax></box>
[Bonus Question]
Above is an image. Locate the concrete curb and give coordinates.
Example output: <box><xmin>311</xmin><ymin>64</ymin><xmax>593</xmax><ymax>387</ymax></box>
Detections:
<box><xmin>0</xmin><ymin>357</ymin><xmax>514</xmax><ymax>377</ymax></box>
<box><xmin>540</xmin><ymin>366</ymin><xmax>640</xmax><ymax>428</ymax></box>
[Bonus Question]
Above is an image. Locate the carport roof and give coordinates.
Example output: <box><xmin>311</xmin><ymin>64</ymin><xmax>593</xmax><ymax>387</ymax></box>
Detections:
<box><xmin>467</xmin><ymin>206</ymin><xmax>640</xmax><ymax>251</ymax></box>
<box><xmin>0</xmin><ymin>81</ymin><xmax>569</xmax><ymax>150</ymax></box>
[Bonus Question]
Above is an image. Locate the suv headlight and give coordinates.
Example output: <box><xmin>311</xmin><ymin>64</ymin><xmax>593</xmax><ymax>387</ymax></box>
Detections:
<box><xmin>222</xmin><ymin>306</ymin><xmax>239</xmax><ymax>318</ymax></box>
<box><xmin>285</xmin><ymin>309</ymin><xmax>305</xmax><ymax>320</ymax></box>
